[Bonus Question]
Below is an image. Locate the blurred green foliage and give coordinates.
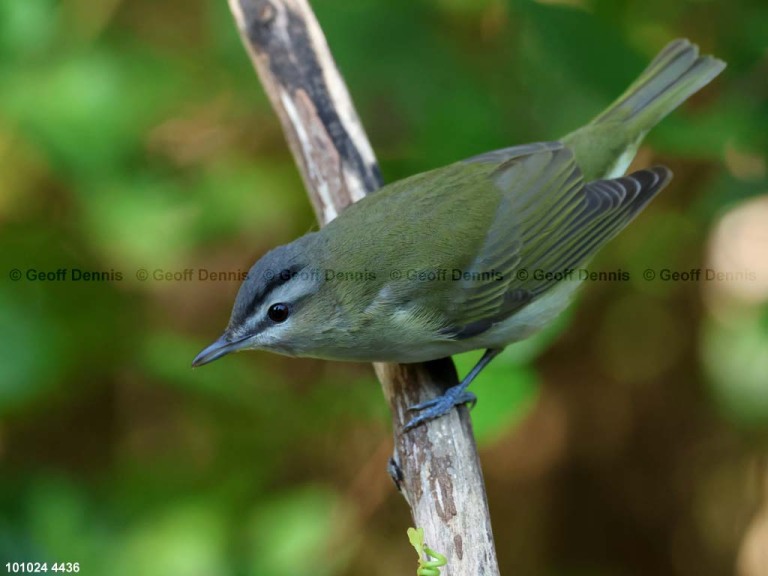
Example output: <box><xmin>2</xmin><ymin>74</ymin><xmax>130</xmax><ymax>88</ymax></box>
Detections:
<box><xmin>1</xmin><ymin>0</ymin><xmax>766</xmax><ymax>575</ymax></box>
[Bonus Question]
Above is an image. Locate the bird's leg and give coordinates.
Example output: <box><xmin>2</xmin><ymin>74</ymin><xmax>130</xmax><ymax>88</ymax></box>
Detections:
<box><xmin>403</xmin><ymin>348</ymin><xmax>504</xmax><ymax>431</ymax></box>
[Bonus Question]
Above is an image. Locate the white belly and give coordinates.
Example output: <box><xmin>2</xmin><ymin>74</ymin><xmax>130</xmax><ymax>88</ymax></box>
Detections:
<box><xmin>374</xmin><ymin>277</ymin><xmax>584</xmax><ymax>363</ymax></box>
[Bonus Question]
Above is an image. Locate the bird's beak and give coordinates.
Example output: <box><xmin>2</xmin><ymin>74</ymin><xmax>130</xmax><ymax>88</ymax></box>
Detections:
<box><xmin>192</xmin><ymin>334</ymin><xmax>249</xmax><ymax>367</ymax></box>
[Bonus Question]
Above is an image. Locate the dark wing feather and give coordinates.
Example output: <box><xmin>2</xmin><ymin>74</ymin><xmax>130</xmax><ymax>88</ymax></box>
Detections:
<box><xmin>440</xmin><ymin>143</ymin><xmax>671</xmax><ymax>339</ymax></box>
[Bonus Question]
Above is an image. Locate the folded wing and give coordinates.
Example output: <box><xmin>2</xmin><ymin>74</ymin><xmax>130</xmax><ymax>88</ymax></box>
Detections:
<box><xmin>441</xmin><ymin>142</ymin><xmax>671</xmax><ymax>339</ymax></box>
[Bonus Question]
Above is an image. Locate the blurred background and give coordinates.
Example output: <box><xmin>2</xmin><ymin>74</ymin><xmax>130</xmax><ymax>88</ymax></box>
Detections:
<box><xmin>1</xmin><ymin>0</ymin><xmax>766</xmax><ymax>574</ymax></box>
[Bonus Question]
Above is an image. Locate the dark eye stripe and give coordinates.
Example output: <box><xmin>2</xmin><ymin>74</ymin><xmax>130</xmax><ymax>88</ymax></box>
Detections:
<box><xmin>244</xmin><ymin>265</ymin><xmax>301</xmax><ymax>319</ymax></box>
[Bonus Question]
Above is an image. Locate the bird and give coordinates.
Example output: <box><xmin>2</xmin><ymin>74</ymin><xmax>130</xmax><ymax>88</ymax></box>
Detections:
<box><xmin>193</xmin><ymin>39</ymin><xmax>725</xmax><ymax>430</ymax></box>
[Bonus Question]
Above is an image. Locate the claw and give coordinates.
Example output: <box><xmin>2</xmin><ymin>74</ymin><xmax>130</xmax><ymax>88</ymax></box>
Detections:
<box><xmin>401</xmin><ymin>348</ymin><xmax>504</xmax><ymax>432</ymax></box>
<box><xmin>403</xmin><ymin>387</ymin><xmax>477</xmax><ymax>431</ymax></box>
<box><xmin>407</xmin><ymin>397</ymin><xmax>440</xmax><ymax>412</ymax></box>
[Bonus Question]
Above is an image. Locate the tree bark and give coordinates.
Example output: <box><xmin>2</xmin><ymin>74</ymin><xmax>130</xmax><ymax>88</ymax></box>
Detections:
<box><xmin>227</xmin><ymin>1</ymin><xmax>500</xmax><ymax>573</ymax></box>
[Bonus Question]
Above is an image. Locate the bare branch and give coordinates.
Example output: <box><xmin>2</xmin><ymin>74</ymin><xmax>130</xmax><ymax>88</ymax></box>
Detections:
<box><xmin>228</xmin><ymin>1</ymin><xmax>499</xmax><ymax>573</ymax></box>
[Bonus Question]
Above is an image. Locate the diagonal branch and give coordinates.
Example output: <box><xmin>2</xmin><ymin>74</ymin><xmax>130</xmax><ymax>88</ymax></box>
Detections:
<box><xmin>227</xmin><ymin>1</ymin><xmax>500</xmax><ymax>573</ymax></box>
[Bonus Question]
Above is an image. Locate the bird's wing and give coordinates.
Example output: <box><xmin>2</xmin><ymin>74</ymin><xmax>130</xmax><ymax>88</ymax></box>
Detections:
<box><xmin>462</xmin><ymin>141</ymin><xmax>563</xmax><ymax>165</ymax></box>
<box><xmin>438</xmin><ymin>142</ymin><xmax>671</xmax><ymax>339</ymax></box>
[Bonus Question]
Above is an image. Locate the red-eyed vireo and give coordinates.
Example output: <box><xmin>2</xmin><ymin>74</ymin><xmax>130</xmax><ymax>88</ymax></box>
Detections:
<box><xmin>193</xmin><ymin>39</ymin><xmax>724</xmax><ymax>430</ymax></box>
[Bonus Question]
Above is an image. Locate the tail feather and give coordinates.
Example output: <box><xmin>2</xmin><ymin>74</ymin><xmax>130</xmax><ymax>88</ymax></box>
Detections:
<box><xmin>591</xmin><ymin>39</ymin><xmax>725</xmax><ymax>132</ymax></box>
<box><xmin>562</xmin><ymin>38</ymin><xmax>725</xmax><ymax>180</ymax></box>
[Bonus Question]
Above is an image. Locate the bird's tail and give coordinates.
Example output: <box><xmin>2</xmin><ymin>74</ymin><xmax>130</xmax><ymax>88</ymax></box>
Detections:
<box><xmin>590</xmin><ymin>39</ymin><xmax>725</xmax><ymax>134</ymax></box>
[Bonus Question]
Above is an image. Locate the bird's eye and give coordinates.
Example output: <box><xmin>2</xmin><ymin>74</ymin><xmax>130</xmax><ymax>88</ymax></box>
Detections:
<box><xmin>267</xmin><ymin>303</ymin><xmax>290</xmax><ymax>323</ymax></box>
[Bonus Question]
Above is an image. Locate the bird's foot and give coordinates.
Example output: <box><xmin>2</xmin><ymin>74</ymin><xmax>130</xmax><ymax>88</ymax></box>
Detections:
<box><xmin>403</xmin><ymin>385</ymin><xmax>477</xmax><ymax>431</ymax></box>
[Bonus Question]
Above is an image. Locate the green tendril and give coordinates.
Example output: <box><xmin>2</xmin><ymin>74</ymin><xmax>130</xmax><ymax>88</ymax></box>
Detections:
<box><xmin>407</xmin><ymin>527</ymin><xmax>447</xmax><ymax>576</ymax></box>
